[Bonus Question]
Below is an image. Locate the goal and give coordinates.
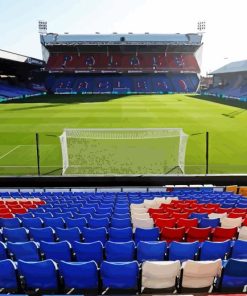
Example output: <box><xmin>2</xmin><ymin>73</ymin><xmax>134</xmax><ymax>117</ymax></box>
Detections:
<box><xmin>60</xmin><ymin>128</ymin><xmax>188</xmax><ymax>175</ymax></box>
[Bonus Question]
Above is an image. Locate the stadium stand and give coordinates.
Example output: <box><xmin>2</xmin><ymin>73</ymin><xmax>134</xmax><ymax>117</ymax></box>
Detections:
<box><xmin>205</xmin><ymin>59</ymin><xmax>247</xmax><ymax>101</ymax></box>
<box><xmin>41</xmin><ymin>33</ymin><xmax>202</xmax><ymax>94</ymax></box>
<box><xmin>0</xmin><ymin>186</ymin><xmax>247</xmax><ymax>293</ymax></box>
<box><xmin>0</xmin><ymin>49</ymin><xmax>45</xmax><ymax>101</ymax></box>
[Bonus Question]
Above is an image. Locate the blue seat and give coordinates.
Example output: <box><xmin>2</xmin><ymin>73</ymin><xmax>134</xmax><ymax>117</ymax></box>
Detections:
<box><xmin>93</xmin><ymin>213</ymin><xmax>112</xmax><ymax>219</ymax></box>
<box><xmin>33</xmin><ymin>212</ymin><xmax>53</xmax><ymax>218</ymax></box>
<box><xmin>169</xmin><ymin>241</ymin><xmax>200</xmax><ymax>261</ymax></box>
<box><xmin>97</xmin><ymin>208</ymin><xmax>112</xmax><ymax>215</ymax></box>
<box><xmin>7</xmin><ymin>241</ymin><xmax>40</xmax><ymax>261</ymax></box>
<box><xmin>105</xmin><ymin>241</ymin><xmax>135</xmax><ymax>262</ymax></box>
<box><xmin>82</xmin><ymin>227</ymin><xmax>107</xmax><ymax>245</ymax></box>
<box><xmin>15</xmin><ymin>213</ymin><xmax>34</xmax><ymax>219</ymax></box>
<box><xmin>0</xmin><ymin>241</ymin><xmax>7</xmax><ymax>259</ymax></box>
<box><xmin>199</xmin><ymin>217</ymin><xmax>220</xmax><ymax>228</ymax></box>
<box><xmin>53</xmin><ymin>212</ymin><xmax>73</xmax><ymax>219</ymax></box>
<box><xmin>101</xmin><ymin>261</ymin><xmax>139</xmax><ymax>290</ymax></box>
<box><xmin>59</xmin><ymin>261</ymin><xmax>98</xmax><ymax>291</ymax></box>
<box><xmin>22</xmin><ymin>217</ymin><xmax>43</xmax><ymax>228</ymax></box>
<box><xmin>43</xmin><ymin>217</ymin><xmax>65</xmax><ymax>228</ymax></box>
<box><xmin>218</xmin><ymin>259</ymin><xmax>247</xmax><ymax>291</ymax></box>
<box><xmin>190</xmin><ymin>213</ymin><xmax>208</xmax><ymax>220</ymax></box>
<box><xmin>88</xmin><ymin>218</ymin><xmax>110</xmax><ymax>229</ymax></box>
<box><xmin>108</xmin><ymin>227</ymin><xmax>133</xmax><ymax>242</ymax></box>
<box><xmin>135</xmin><ymin>227</ymin><xmax>159</xmax><ymax>243</ymax></box>
<box><xmin>73</xmin><ymin>213</ymin><xmax>92</xmax><ymax>220</ymax></box>
<box><xmin>18</xmin><ymin>259</ymin><xmax>58</xmax><ymax>291</ymax></box>
<box><xmin>0</xmin><ymin>259</ymin><xmax>18</xmax><ymax>290</ymax></box>
<box><xmin>111</xmin><ymin>218</ymin><xmax>131</xmax><ymax>228</ymax></box>
<box><xmin>231</xmin><ymin>240</ymin><xmax>247</xmax><ymax>259</ymax></box>
<box><xmin>73</xmin><ymin>241</ymin><xmax>103</xmax><ymax>265</ymax></box>
<box><xmin>0</xmin><ymin>218</ymin><xmax>21</xmax><ymax>228</ymax></box>
<box><xmin>3</xmin><ymin>227</ymin><xmax>29</xmax><ymax>242</ymax></box>
<box><xmin>79</xmin><ymin>207</ymin><xmax>96</xmax><ymax>215</ymax></box>
<box><xmin>137</xmin><ymin>241</ymin><xmax>167</xmax><ymax>263</ymax></box>
<box><xmin>65</xmin><ymin>217</ymin><xmax>87</xmax><ymax>231</ymax></box>
<box><xmin>55</xmin><ymin>227</ymin><xmax>81</xmax><ymax>243</ymax></box>
<box><xmin>113</xmin><ymin>208</ymin><xmax>129</xmax><ymax>215</ymax></box>
<box><xmin>29</xmin><ymin>227</ymin><xmax>55</xmax><ymax>242</ymax></box>
<box><xmin>40</xmin><ymin>240</ymin><xmax>72</xmax><ymax>262</ymax></box>
<box><xmin>200</xmin><ymin>240</ymin><xmax>231</xmax><ymax>260</ymax></box>
<box><xmin>112</xmin><ymin>213</ymin><xmax>130</xmax><ymax>219</ymax></box>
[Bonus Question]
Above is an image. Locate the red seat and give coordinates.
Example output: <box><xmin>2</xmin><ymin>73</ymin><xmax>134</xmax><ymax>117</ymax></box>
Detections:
<box><xmin>215</xmin><ymin>208</ymin><xmax>232</xmax><ymax>214</ymax></box>
<box><xmin>0</xmin><ymin>208</ymin><xmax>11</xmax><ymax>213</ymax></box>
<box><xmin>10</xmin><ymin>208</ymin><xmax>27</xmax><ymax>214</ymax></box>
<box><xmin>242</xmin><ymin>218</ymin><xmax>247</xmax><ymax>226</ymax></box>
<box><xmin>155</xmin><ymin>218</ymin><xmax>176</xmax><ymax>229</ymax></box>
<box><xmin>231</xmin><ymin>208</ymin><xmax>246</xmax><ymax>214</ymax></box>
<box><xmin>205</xmin><ymin>203</ymin><xmax>221</xmax><ymax>210</ymax></box>
<box><xmin>211</xmin><ymin>227</ymin><xmax>238</xmax><ymax>241</ymax></box>
<box><xmin>177</xmin><ymin>218</ymin><xmax>198</xmax><ymax>230</ymax></box>
<box><xmin>0</xmin><ymin>213</ymin><xmax>14</xmax><ymax>218</ymax></box>
<box><xmin>198</xmin><ymin>207</ymin><xmax>215</xmax><ymax>214</ymax></box>
<box><xmin>228</xmin><ymin>212</ymin><xmax>246</xmax><ymax>219</ymax></box>
<box><xmin>171</xmin><ymin>212</ymin><xmax>190</xmax><ymax>220</ymax></box>
<box><xmin>152</xmin><ymin>212</ymin><xmax>170</xmax><ymax>221</ymax></box>
<box><xmin>160</xmin><ymin>227</ymin><xmax>185</xmax><ymax>243</ymax></box>
<box><xmin>186</xmin><ymin>227</ymin><xmax>212</xmax><ymax>242</ymax></box>
<box><xmin>166</xmin><ymin>207</ymin><xmax>181</xmax><ymax>214</ymax></box>
<box><xmin>148</xmin><ymin>208</ymin><xmax>164</xmax><ymax>216</ymax></box>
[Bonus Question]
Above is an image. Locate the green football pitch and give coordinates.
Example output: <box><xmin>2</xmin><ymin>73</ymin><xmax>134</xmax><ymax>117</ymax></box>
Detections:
<box><xmin>0</xmin><ymin>94</ymin><xmax>246</xmax><ymax>176</ymax></box>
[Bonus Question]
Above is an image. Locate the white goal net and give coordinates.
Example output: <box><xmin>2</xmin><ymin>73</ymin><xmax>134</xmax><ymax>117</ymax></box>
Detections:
<box><xmin>60</xmin><ymin>128</ymin><xmax>188</xmax><ymax>175</ymax></box>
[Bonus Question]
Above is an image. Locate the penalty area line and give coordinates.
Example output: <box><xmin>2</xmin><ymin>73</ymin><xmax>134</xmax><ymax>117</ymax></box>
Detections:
<box><xmin>0</xmin><ymin>145</ymin><xmax>21</xmax><ymax>160</ymax></box>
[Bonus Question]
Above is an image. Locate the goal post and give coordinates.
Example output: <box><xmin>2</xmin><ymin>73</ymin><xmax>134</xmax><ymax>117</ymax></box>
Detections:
<box><xmin>59</xmin><ymin>128</ymin><xmax>188</xmax><ymax>175</ymax></box>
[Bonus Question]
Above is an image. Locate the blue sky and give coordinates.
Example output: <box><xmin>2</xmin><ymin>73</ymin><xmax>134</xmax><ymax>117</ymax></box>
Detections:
<box><xmin>0</xmin><ymin>0</ymin><xmax>247</xmax><ymax>74</ymax></box>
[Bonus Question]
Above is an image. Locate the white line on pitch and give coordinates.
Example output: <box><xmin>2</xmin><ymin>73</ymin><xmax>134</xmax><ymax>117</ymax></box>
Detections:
<box><xmin>0</xmin><ymin>146</ymin><xmax>21</xmax><ymax>160</ymax></box>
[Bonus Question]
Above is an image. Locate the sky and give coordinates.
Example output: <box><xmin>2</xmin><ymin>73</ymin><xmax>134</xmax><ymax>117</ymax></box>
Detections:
<box><xmin>0</xmin><ymin>0</ymin><xmax>247</xmax><ymax>75</ymax></box>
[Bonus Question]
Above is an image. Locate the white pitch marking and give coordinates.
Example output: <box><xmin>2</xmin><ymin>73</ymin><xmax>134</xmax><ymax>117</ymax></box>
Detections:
<box><xmin>0</xmin><ymin>145</ymin><xmax>21</xmax><ymax>160</ymax></box>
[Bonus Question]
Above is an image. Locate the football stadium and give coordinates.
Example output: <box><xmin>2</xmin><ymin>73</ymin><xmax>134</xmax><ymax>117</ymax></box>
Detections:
<box><xmin>0</xmin><ymin>0</ymin><xmax>247</xmax><ymax>295</ymax></box>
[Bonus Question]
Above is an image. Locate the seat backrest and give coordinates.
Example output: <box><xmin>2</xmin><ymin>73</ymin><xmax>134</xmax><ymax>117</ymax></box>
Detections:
<box><xmin>161</xmin><ymin>227</ymin><xmax>185</xmax><ymax>243</ymax></box>
<box><xmin>199</xmin><ymin>217</ymin><xmax>220</xmax><ymax>228</ymax></box>
<box><xmin>59</xmin><ymin>260</ymin><xmax>98</xmax><ymax>289</ymax></box>
<box><xmin>43</xmin><ymin>217</ymin><xmax>65</xmax><ymax>228</ymax></box>
<box><xmin>181</xmin><ymin>259</ymin><xmax>222</xmax><ymax>289</ymax></box>
<box><xmin>88</xmin><ymin>217</ymin><xmax>110</xmax><ymax>228</ymax></box>
<box><xmin>0</xmin><ymin>218</ymin><xmax>21</xmax><ymax>228</ymax></box>
<box><xmin>177</xmin><ymin>218</ymin><xmax>198</xmax><ymax>230</ymax></box>
<box><xmin>22</xmin><ymin>217</ymin><xmax>43</xmax><ymax>228</ymax></box>
<box><xmin>65</xmin><ymin>217</ymin><xmax>87</xmax><ymax>231</ymax></box>
<box><xmin>0</xmin><ymin>241</ymin><xmax>7</xmax><ymax>260</ymax></box>
<box><xmin>73</xmin><ymin>240</ymin><xmax>103</xmax><ymax>265</ymax></box>
<box><xmin>108</xmin><ymin>227</ymin><xmax>133</xmax><ymax>242</ymax></box>
<box><xmin>82</xmin><ymin>227</ymin><xmax>107</xmax><ymax>244</ymax></box>
<box><xmin>208</xmin><ymin>213</ymin><xmax>227</xmax><ymax>219</ymax></box>
<box><xmin>29</xmin><ymin>227</ymin><xmax>55</xmax><ymax>242</ymax></box>
<box><xmin>221</xmin><ymin>258</ymin><xmax>247</xmax><ymax>290</ymax></box>
<box><xmin>169</xmin><ymin>241</ymin><xmax>200</xmax><ymax>261</ymax></box>
<box><xmin>212</xmin><ymin>227</ymin><xmax>238</xmax><ymax>241</ymax></box>
<box><xmin>231</xmin><ymin>239</ymin><xmax>247</xmax><ymax>259</ymax></box>
<box><xmin>132</xmin><ymin>218</ymin><xmax>154</xmax><ymax>230</ymax></box>
<box><xmin>101</xmin><ymin>261</ymin><xmax>139</xmax><ymax>289</ymax></box>
<box><xmin>200</xmin><ymin>240</ymin><xmax>231</xmax><ymax>260</ymax></box>
<box><xmin>238</xmin><ymin>226</ymin><xmax>247</xmax><ymax>240</ymax></box>
<box><xmin>40</xmin><ymin>240</ymin><xmax>71</xmax><ymax>262</ymax></box>
<box><xmin>55</xmin><ymin>227</ymin><xmax>81</xmax><ymax>243</ymax></box>
<box><xmin>0</xmin><ymin>259</ymin><xmax>18</xmax><ymax>289</ymax></box>
<box><xmin>155</xmin><ymin>218</ymin><xmax>176</xmax><ymax>229</ymax></box>
<box><xmin>221</xmin><ymin>217</ymin><xmax>242</xmax><ymax>228</ymax></box>
<box><xmin>135</xmin><ymin>227</ymin><xmax>159</xmax><ymax>243</ymax></box>
<box><xmin>111</xmin><ymin>218</ymin><xmax>131</xmax><ymax>228</ymax></box>
<box><xmin>105</xmin><ymin>241</ymin><xmax>135</xmax><ymax>262</ymax></box>
<box><xmin>142</xmin><ymin>261</ymin><xmax>180</xmax><ymax>289</ymax></box>
<box><xmin>18</xmin><ymin>259</ymin><xmax>58</xmax><ymax>290</ymax></box>
<box><xmin>7</xmin><ymin>241</ymin><xmax>40</xmax><ymax>261</ymax></box>
<box><xmin>3</xmin><ymin>227</ymin><xmax>29</xmax><ymax>243</ymax></box>
<box><xmin>186</xmin><ymin>227</ymin><xmax>212</xmax><ymax>242</ymax></box>
<box><xmin>137</xmin><ymin>241</ymin><xmax>167</xmax><ymax>263</ymax></box>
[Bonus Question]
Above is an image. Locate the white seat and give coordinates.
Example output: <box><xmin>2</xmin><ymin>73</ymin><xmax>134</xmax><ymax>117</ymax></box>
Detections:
<box><xmin>131</xmin><ymin>213</ymin><xmax>150</xmax><ymax>220</ymax></box>
<box><xmin>132</xmin><ymin>218</ymin><xmax>154</xmax><ymax>230</ymax></box>
<box><xmin>143</xmin><ymin>199</ymin><xmax>158</xmax><ymax>209</ymax></box>
<box><xmin>131</xmin><ymin>207</ymin><xmax>148</xmax><ymax>214</ymax></box>
<box><xmin>154</xmin><ymin>197</ymin><xmax>169</xmax><ymax>207</ymax></box>
<box><xmin>142</xmin><ymin>261</ymin><xmax>181</xmax><ymax>290</ymax></box>
<box><xmin>238</xmin><ymin>226</ymin><xmax>247</xmax><ymax>240</ymax></box>
<box><xmin>208</xmin><ymin>213</ymin><xmax>228</xmax><ymax>219</ymax></box>
<box><xmin>221</xmin><ymin>217</ymin><xmax>242</xmax><ymax>228</ymax></box>
<box><xmin>130</xmin><ymin>203</ymin><xmax>145</xmax><ymax>209</ymax></box>
<box><xmin>181</xmin><ymin>259</ymin><xmax>222</xmax><ymax>290</ymax></box>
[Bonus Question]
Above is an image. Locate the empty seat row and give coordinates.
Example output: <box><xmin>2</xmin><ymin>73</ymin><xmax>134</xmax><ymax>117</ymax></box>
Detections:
<box><xmin>1</xmin><ymin>239</ymin><xmax>247</xmax><ymax>264</ymax></box>
<box><xmin>0</xmin><ymin>258</ymin><xmax>246</xmax><ymax>294</ymax></box>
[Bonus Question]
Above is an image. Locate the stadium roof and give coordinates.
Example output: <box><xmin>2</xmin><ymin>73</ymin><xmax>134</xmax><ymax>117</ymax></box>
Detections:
<box><xmin>211</xmin><ymin>59</ymin><xmax>247</xmax><ymax>75</ymax></box>
<box><xmin>41</xmin><ymin>33</ymin><xmax>202</xmax><ymax>46</ymax></box>
<box><xmin>0</xmin><ymin>49</ymin><xmax>44</xmax><ymax>66</ymax></box>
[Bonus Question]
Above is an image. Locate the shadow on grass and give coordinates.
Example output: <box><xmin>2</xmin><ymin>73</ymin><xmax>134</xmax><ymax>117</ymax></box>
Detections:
<box><xmin>2</xmin><ymin>94</ymin><xmax>129</xmax><ymax>107</ymax></box>
<box><xmin>188</xmin><ymin>94</ymin><xmax>247</xmax><ymax>110</ymax></box>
